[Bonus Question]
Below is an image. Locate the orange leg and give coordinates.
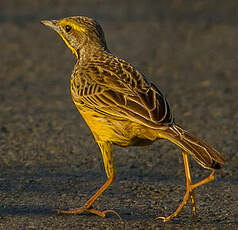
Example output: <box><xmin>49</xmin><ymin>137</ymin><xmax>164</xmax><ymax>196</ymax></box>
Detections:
<box><xmin>156</xmin><ymin>151</ymin><xmax>215</xmax><ymax>222</ymax></box>
<box><xmin>58</xmin><ymin>142</ymin><xmax>121</xmax><ymax>219</ymax></box>
<box><xmin>183</xmin><ymin>150</ymin><xmax>197</xmax><ymax>218</ymax></box>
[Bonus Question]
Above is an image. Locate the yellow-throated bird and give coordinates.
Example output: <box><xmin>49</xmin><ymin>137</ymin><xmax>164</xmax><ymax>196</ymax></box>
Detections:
<box><xmin>41</xmin><ymin>16</ymin><xmax>225</xmax><ymax>222</ymax></box>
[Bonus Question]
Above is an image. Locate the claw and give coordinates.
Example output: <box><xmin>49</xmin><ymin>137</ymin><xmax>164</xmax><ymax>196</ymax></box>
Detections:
<box><xmin>155</xmin><ymin>216</ymin><xmax>168</xmax><ymax>222</ymax></box>
<box><xmin>57</xmin><ymin>207</ymin><xmax>122</xmax><ymax>220</ymax></box>
<box><xmin>97</xmin><ymin>209</ymin><xmax>122</xmax><ymax>220</ymax></box>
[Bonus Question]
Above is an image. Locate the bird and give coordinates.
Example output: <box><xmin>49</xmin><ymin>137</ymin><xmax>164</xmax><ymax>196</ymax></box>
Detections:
<box><xmin>41</xmin><ymin>16</ymin><xmax>225</xmax><ymax>222</ymax></box>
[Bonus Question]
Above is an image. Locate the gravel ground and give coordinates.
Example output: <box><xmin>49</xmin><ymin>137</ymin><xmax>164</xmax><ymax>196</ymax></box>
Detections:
<box><xmin>0</xmin><ymin>1</ymin><xmax>237</xmax><ymax>229</ymax></box>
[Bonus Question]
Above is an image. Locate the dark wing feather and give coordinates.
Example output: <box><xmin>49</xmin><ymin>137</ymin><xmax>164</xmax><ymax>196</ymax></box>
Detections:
<box><xmin>71</xmin><ymin>55</ymin><xmax>173</xmax><ymax>128</ymax></box>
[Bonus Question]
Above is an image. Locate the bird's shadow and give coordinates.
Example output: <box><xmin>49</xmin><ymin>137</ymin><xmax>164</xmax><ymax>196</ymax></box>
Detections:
<box><xmin>0</xmin><ymin>204</ymin><xmax>54</xmax><ymax>216</ymax></box>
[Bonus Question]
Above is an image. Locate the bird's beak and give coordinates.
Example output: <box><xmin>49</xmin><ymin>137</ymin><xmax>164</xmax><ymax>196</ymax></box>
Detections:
<box><xmin>41</xmin><ymin>20</ymin><xmax>61</xmax><ymax>33</ymax></box>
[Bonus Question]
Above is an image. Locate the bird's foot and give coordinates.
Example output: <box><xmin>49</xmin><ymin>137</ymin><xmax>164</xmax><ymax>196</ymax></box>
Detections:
<box><xmin>155</xmin><ymin>171</ymin><xmax>215</xmax><ymax>222</ymax></box>
<box><xmin>57</xmin><ymin>206</ymin><xmax>121</xmax><ymax>219</ymax></box>
<box><xmin>156</xmin><ymin>152</ymin><xmax>216</xmax><ymax>223</ymax></box>
<box><xmin>155</xmin><ymin>187</ymin><xmax>194</xmax><ymax>222</ymax></box>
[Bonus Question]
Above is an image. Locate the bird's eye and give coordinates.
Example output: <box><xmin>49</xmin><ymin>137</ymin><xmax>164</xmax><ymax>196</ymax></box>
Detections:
<box><xmin>65</xmin><ymin>25</ymin><xmax>72</xmax><ymax>32</ymax></box>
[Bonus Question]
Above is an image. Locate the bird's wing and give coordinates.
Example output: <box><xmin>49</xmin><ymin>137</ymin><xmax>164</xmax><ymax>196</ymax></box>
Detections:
<box><xmin>71</xmin><ymin>56</ymin><xmax>173</xmax><ymax>128</ymax></box>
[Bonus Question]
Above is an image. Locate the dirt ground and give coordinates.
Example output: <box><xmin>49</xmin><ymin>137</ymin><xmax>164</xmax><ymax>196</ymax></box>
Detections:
<box><xmin>0</xmin><ymin>1</ymin><xmax>237</xmax><ymax>229</ymax></box>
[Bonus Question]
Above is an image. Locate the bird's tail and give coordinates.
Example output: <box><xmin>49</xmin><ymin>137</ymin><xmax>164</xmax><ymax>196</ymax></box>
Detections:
<box><xmin>157</xmin><ymin>124</ymin><xmax>225</xmax><ymax>169</ymax></box>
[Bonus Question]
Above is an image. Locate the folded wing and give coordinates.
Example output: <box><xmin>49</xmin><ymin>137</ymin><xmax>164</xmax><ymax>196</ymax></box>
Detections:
<box><xmin>71</xmin><ymin>56</ymin><xmax>173</xmax><ymax>128</ymax></box>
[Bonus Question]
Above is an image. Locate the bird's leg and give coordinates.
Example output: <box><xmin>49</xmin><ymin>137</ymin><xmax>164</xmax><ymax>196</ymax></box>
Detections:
<box><xmin>156</xmin><ymin>151</ymin><xmax>215</xmax><ymax>222</ymax></box>
<box><xmin>183</xmin><ymin>150</ymin><xmax>197</xmax><ymax>218</ymax></box>
<box><xmin>58</xmin><ymin>142</ymin><xmax>120</xmax><ymax>219</ymax></box>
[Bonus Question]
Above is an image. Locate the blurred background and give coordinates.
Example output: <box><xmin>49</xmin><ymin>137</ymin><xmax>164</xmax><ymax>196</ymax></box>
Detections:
<box><xmin>0</xmin><ymin>1</ymin><xmax>237</xmax><ymax>229</ymax></box>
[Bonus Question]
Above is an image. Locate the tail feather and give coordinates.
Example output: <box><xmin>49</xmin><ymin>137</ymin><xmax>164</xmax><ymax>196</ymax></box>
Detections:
<box><xmin>158</xmin><ymin>124</ymin><xmax>225</xmax><ymax>169</ymax></box>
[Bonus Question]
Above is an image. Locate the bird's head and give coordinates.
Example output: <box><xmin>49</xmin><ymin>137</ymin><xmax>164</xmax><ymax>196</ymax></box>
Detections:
<box><xmin>41</xmin><ymin>16</ymin><xmax>107</xmax><ymax>59</ymax></box>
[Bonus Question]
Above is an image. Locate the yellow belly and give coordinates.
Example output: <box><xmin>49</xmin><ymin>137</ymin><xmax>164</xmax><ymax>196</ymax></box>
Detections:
<box><xmin>78</xmin><ymin>106</ymin><xmax>158</xmax><ymax>146</ymax></box>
